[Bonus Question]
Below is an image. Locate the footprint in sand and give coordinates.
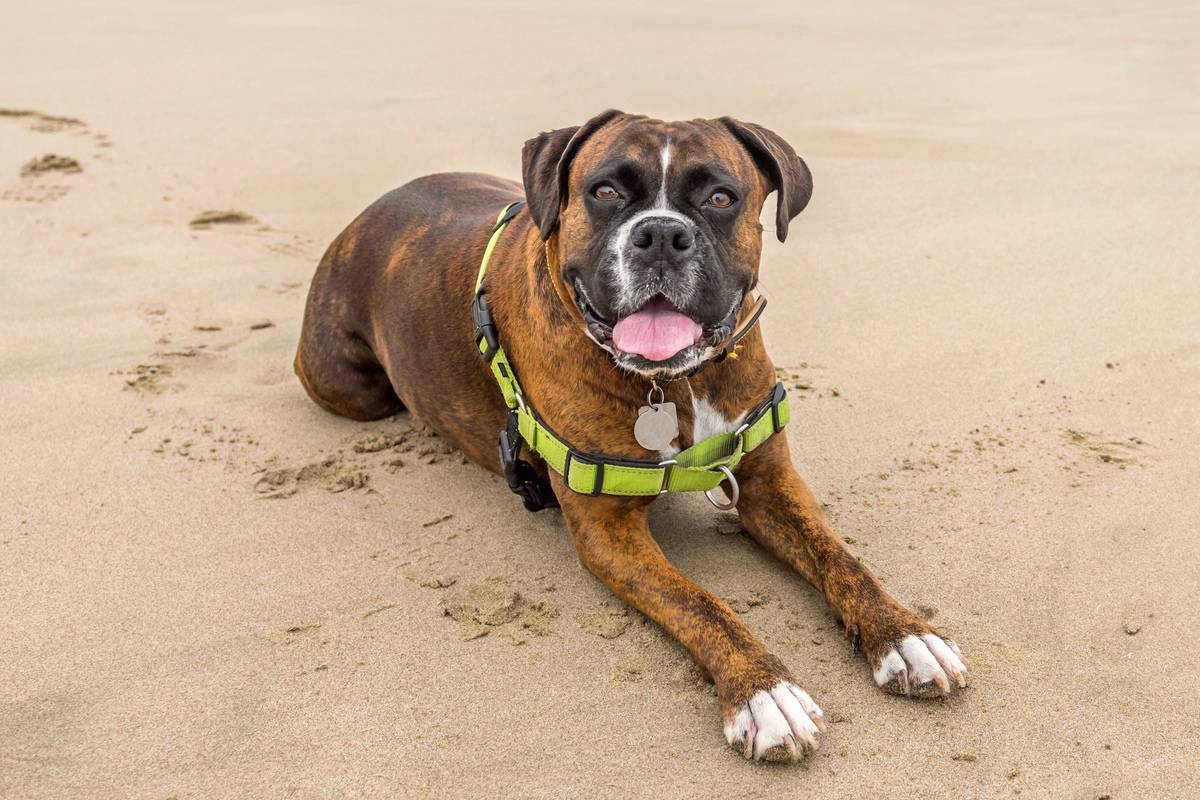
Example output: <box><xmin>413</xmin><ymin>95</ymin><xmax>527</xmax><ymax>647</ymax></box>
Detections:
<box><xmin>248</xmin><ymin>425</ymin><xmax>459</xmax><ymax>499</ymax></box>
<box><xmin>0</xmin><ymin>184</ymin><xmax>72</xmax><ymax>204</ymax></box>
<box><xmin>0</xmin><ymin>109</ymin><xmax>88</xmax><ymax>134</ymax></box>
<box><xmin>115</xmin><ymin>342</ymin><xmax>220</xmax><ymax>397</ymax></box>
<box><xmin>820</xmin><ymin>400</ymin><xmax>1155</xmax><ymax>527</ymax></box>
<box><xmin>264</xmin><ymin>233</ymin><xmax>316</xmax><ymax>259</ymax></box>
<box><xmin>0</xmin><ymin>109</ymin><xmax>105</xmax><ymax>204</ymax></box>
<box><xmin>116</xmin><ymin>362</ymin><xmax>175</xmax><ymax>395</ymax></box>
<box><xmin>575</xmin><ymin>600</ymin><xmax>633</xmax><ymax>640</ymax></box>
<box><xmin>438</xmin><ymin>578</ymin><xmax>559</xmax><ymax>644</ymax></box>
<box><xmin>128</xmin><ymin>299</ymin><xmax>278</xmax><ymax>386</ymax></box>
<box><xmin>1062</xmin><ymin>429</ymin><xmax>1150</xmax><ymax>469</ymax></box>
<box><xmin>20</xmin><ymin>154</ymin><xmax>82</xmax><ymax>178</ymax></box>
<box><xmin>189</xmin><ymin>209</ymin><xmax>317</xmax><ymax>258</ymax></box>
<box><xmin>1</xmin><ymin>153</ymin><xmax>79</xmax><ymax>204</ymax></box>
<box><xmin>189</xmin><ymin>209</ymin><xmax>259</xmax><ymax>229</ymax></box>
<box><xmin>149</xmin><ymin>418</ymin><xmax>261</xmax><ymax>465</ymax></box>
<box><xmin>252</xmin><ymin>454</ymin><xmax>374</xmax><ymax>498</ymax></box>
<box><xmin>262</xmin><ymin>281</ymin><xmax>305</xmax><ymax>295</ymax></box>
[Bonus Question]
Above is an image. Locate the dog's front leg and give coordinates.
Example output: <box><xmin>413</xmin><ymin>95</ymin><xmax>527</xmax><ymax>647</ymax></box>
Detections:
<box><xmin>735</xmin><ymin>437</ymin><xmax>969</xmax><ymax>698</ymax></box>
<box><xmin>555</xmin><ymin>487</ymin><xmax>826</xmax><ymax>762</ymax></box>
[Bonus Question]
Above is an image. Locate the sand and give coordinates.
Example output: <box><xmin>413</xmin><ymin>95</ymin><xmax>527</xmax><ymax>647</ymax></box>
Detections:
<box><xmin>2</xmin><ymin>2</ymin><xmax>1198</xmax><ymax>798</ymax></box>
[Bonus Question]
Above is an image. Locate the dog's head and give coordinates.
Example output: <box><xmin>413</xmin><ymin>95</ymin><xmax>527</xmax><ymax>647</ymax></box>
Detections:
<box><xmin>523</xmin><ymin>110</ymin><xmax>811</xmax><ymax>378</ymax></box>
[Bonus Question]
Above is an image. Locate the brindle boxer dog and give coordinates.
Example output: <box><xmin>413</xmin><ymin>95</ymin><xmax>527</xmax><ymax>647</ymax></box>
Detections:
<box><xmin>295</xmin><ymin>110</ymin><xmax>967</xmax><ymax>762</ymax></box>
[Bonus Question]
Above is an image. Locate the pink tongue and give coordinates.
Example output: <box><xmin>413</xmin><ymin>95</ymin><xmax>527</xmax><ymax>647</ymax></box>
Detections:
<box><xmin>612</xmin><ymin>297</ymin><xmax>702</xmax><ymax>362</ymax></box>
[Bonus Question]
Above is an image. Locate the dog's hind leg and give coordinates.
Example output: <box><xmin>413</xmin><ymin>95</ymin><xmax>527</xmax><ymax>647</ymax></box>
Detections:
<box><xmin>294</xmin><ymin>325</ymin><xmax>402</xmax><ymax>422</ymax></box>
<box><xmin>294</xmin><ymin>242</ymin><xmax>403</xmax><ymax>421</ymax></box>
<box><xmin>734</xmin><ymin>436</ymin><xmax>969</xmax><ymax>699</ymax></box>
<box><xmin>555</xmin><ymin>486</ymin><xmax>826</xmax><ymax>763</ymax></box>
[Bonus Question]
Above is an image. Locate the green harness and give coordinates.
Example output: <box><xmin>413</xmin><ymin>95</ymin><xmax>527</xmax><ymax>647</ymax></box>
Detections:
<box><xmin>471</xmin><ymin>201</ymin><xmax>790</xmax><ymax>510</ymax></box>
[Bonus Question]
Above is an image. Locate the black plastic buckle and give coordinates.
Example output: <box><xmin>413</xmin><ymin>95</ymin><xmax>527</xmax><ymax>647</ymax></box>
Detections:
<box><xmin>769</xmin><ymin>381</ymin><xmax>786</xmax><ymax>433</ymax></box>
<box><xmin>498</xmin><ymin>410</ymin><xmax>558</xmax><ymax>512</ymax></box>
<box><xmin>472</xmin><ymin>292</ymin><xmax>500</xmax><ymax>362</ymax></box>
<box><xmin>492</xmin><ymin>200</ymin><xmax>525</xmax><ymax>232</ymax></box>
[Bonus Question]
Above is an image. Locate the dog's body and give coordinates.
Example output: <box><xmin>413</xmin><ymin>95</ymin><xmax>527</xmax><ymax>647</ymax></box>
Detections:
<box><xmin>296</xmin><ymin>112</ymin><xmax>967</xmax><ymax>762</ymax></box>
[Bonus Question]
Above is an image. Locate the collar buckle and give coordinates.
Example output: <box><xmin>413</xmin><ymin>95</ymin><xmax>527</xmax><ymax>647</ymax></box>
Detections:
<box><xmin>499</xmin><ymin>409</ymin><xmax>558</xmax><ymax>511</ymax></box>
<box><xmin>472</xmin><ymin>292</ymin><xmax>500</xmax><ymax>362</ymax></box>
<box><xmin>768</xmin><ymin>381</ymin><xmax>786</xmax><ymax>433</ymax></box>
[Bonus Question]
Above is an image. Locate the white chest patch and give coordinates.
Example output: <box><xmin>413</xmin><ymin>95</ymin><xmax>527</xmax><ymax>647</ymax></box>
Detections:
<box><xmin>692</xmin><ymin>396</ymin><xmax>745</xmax><ymax>442</ymax></box>
<box><xmin>657</xmin><ymin>394</ymin><xmax>746</xmax><ymax>461</ymax></box>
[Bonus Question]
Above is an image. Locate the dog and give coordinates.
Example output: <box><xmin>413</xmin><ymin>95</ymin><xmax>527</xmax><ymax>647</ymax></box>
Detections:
<box><xmin>295</xmin><ymin>110</ymin><xmax>967</xmax><ymax>762</ymax></box>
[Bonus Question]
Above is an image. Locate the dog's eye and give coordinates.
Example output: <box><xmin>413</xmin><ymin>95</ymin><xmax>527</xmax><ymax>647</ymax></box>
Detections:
<box><xmin>592</xmin><ymin>184</ymin><xmax>620</xmax><ymax>201</ymax></box>
<box><xmin>707</xmin><ymin>190</ymin><xmax>735</xmax><ymax>208</ymax></box>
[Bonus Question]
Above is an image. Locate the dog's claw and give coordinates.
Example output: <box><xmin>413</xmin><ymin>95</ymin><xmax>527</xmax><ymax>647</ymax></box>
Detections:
<box><xmin>874</xmin><ymin>634</ymin><xmax>968</xmax><ymax>697</ymax></box>
<box><xmin>724</xmin><ymin>680</ymin><xmax>824</xmax><ymax>762</ymax></box>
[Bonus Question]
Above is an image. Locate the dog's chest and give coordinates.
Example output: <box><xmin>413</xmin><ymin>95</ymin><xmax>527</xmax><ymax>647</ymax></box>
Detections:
<box><xmin>658</xmin><ymin>393</ymin><xmax>747</xmax><ymax>461</ymax></box>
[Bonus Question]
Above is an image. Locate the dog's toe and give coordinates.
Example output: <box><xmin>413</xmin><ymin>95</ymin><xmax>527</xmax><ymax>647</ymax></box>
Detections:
<box><xmin>873</xmin><ymin>634</ymin><xmax>968</xmax><ymax>698</ymax></box>
<box><xmin>724</xmin><ymin>681</ymin><xmax>824</xmax><ymax>762</ymax></box>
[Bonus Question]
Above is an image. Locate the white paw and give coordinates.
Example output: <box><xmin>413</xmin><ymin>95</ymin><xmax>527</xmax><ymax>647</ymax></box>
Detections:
<box><xmin>723</xmin><ymin>681</ymin><xmax>826</xmax><ymax>762</ymax></box>
<box><xmin>873</xmin><ymin>634</ymin><xmax>968</xmax><ymax>697</ymax></box>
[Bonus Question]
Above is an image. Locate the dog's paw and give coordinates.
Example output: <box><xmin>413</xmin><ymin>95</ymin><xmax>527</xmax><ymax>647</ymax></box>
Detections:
<box><xmin>873</xmin><ymin>634</ymin><xmax>967</xmax><ymax>698</ymax></box>
<box><xmin>723</xmin><ymin>681</ymin><xmax>826</xmax><ymax>762</ymax></box>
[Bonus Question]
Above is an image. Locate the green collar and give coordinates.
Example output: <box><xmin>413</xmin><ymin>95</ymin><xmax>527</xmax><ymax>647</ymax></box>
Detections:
<box><xmin>471</xmin><ymin>201</ymin><xmax>790</xmax><ymax>509</ymax></box>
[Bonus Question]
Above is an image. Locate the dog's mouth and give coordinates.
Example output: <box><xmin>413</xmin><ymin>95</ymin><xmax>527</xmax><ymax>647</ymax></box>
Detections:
<box><xmin>572</xmin><ymin>277</ymin><xmax>617</xmax><ymax>346</ymax></box>
<box><xmin>571</xmin><ymin>278</ymin><xmax>735</xmax><ymax>365</ymax></box>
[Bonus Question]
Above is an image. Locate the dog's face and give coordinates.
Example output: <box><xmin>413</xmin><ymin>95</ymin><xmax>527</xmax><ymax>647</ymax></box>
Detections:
<box><xmin>523</xmin><ymin>111</ymin><xmax>812</xmax><ymax>377</ymax></box>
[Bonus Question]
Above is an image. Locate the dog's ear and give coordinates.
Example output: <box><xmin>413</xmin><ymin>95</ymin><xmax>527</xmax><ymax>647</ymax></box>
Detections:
<box><xmin>718</xmin><ymin>117</ymin><xmax>812</xmax><ymax>243</ymax></box>
<box><xmin>522</xmin><ymin>109</ymin><xmax>624</xmax><ymax>240</ymax></box>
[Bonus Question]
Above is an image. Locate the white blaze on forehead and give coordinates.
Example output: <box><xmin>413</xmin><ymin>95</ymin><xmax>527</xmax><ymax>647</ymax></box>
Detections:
<box><xmin>657</xmin><ymin>141</ymin><xmax>671</xmax><ymax>208</ymax></box>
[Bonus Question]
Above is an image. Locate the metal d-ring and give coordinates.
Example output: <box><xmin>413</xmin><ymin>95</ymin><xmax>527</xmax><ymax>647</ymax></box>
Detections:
<box><xmin>647</xmin><ymin>380</ymin><xmax>665</xmax><ymax>409</ymax></box>
<box><xmin>705</xmin><ymin>465</ymin><xmax>739</xmax><ymax>510</ymax></box>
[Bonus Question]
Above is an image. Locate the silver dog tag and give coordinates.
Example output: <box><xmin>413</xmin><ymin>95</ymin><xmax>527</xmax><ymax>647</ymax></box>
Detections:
<box><xmin>634</xmin><ymin>402</ymin><xmax>678</xmax><ymax>452</ymax></box>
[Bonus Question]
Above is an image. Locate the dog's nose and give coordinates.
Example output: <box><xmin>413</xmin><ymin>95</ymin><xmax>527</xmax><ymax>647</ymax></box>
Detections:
<box><xmin>630</xmin><ymin>217</ymin><xmax>695</xmax><ymax>260</ymax></box>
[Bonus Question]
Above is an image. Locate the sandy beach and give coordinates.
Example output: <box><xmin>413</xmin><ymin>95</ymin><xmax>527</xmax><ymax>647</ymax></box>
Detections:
<box><xmin>3</xmin><ymin>2</ymin><xmax>1199</xmax><ymax>797</ymax></box>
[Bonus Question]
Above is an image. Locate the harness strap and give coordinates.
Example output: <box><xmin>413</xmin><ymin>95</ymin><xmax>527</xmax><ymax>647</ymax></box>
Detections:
<box><xmin>473</xmin><ymin>201</ymin><xmax>790</xmax><ymax>499</ymax></box>
<box><xmin>474</xmin><ymin>201</ymin><xmax>525</xmax><ymax>293</ymax></box>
